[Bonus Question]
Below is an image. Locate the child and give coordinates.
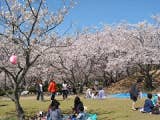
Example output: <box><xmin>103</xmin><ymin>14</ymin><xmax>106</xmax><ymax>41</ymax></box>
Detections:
<box><xmin>143</xmin><ymin>93</ymin><xmax>154</xmax><ymax>113</ymax></box>
<box><xmin>47</xmin><ymin>99</ymin><xmax>62</xmax><ymax>120</ymax></box>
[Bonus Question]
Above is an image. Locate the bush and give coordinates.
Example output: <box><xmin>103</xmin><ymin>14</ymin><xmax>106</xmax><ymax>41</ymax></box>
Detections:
<box><xmin>0</xmin><ymin>90</ymin><xmax>5</xmax><ymax>96</ymax></box>
<box><xmin>0</xmin><ymin>89</ymin><xmax>13</xmax><ymax>96</ymax></box>
<box><xmin>56</xmin><ymin>83</ymin><xmax>62</xmax><ymax>94</ymax></box>
<box><xmin>28</xmin><ymin>86</ymin><xmax>36</xmax><ymax>94</ymax></box>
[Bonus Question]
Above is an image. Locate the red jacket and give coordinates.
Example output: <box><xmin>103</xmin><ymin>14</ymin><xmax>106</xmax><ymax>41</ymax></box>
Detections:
<box><xmin>48</xmin><ymin>81</ymin><xmax>56</xmax><ymax>93</ymax></box>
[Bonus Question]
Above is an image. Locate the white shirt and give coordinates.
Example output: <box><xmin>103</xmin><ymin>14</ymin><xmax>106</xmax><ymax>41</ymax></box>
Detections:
<box><xmin>39</xmin><ymin>84</ymin><xmax>43</xmax><ymax>92</ymax></box>
<box><xmin>62</xmin><ymin>83</ymin><xmax>67</xmax><ymax>90</ymax></box>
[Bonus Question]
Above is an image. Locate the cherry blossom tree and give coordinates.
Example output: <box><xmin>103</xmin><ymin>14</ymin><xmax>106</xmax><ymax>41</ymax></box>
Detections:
<box><xmin>54</xmin><ymin>22</ymin><xmax>160</xmax><ymax>90</ymax></box>
<box><xmin>126</xmin><ymin>21</ymin><xmax>160</xmax><ymax>90</ymax></box>
<box><xmin>0</xmin><ymin>0</ymin><xmax>72</xmax><ymax>119</ymax></box>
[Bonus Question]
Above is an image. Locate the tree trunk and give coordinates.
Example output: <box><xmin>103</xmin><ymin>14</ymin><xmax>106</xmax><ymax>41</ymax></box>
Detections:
<box><xmin>145</xmin><ymin>74</ymin><xmax>153</xmax><ymax>91</ymax></box>
<box><xmin>79</xmin><ymin>83</ymin><xmax>83</xmax><ymax>93</ymax></box>
<box><xmin>103</xmin><ymin>79</ymin><xmax>108</xmax><ymax>87</ymax></box>
<box><xmin>84</xmin><ymin>75</ymin><xmax>89</xmax><ymax>87</ymax></box>
<box><xmin>102</xmin><ymin>72</ymin><xmax>108</xmax><ymax>87</ymax></box>
<box><xmin>14</xmin><ymin>93</ymin><xmax>25</xmax><ymax>120</ymax></box>
<box><xmin>126</xmin><ymin>67</ymin><xmax>130</xmax><ymax>77</ymax></box>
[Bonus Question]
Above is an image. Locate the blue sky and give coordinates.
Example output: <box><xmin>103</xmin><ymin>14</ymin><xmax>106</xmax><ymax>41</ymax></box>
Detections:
<box><xmin>46</xmin><ymin>0</ymin><xmax>160</xmax><ymax>35</ymax></box>
<box><xmin>0</xmin><ymin>0</ymin><xmax>160</xmax><ymax>35</ymax></box>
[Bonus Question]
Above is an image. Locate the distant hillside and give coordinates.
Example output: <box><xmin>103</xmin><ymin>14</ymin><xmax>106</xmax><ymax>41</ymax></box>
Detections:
<box><xmin>105</xmin><ymin>77</ymin><xmax>160</xmax><ymax>94</ymax></box>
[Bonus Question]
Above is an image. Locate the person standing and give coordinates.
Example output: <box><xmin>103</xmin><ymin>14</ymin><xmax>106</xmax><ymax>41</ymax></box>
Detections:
<box><xmin>36</xmin><ymin>79</ymin><xmax>44</xmax><ymax>101</ymax></box>
<box><xmin>129</xmin><ymin>78</ymin><xmax>142</xmax><ymax>110</ymax></box>
<box><xmin>48</xmin><ymin>79</ymin><xmax>57</xmax><ymax>100</ymax></box>
<box><xmin>62</xmin><ymin>81</ymin><xmax>68</xmax><ymax>100</ymax></box>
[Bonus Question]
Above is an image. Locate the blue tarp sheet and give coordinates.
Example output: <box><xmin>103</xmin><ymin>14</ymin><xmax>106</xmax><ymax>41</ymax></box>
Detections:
<box><xmin>108</xmin><ymin>93</ymin><xmax>147</xmax><ymax>98</ymax></box>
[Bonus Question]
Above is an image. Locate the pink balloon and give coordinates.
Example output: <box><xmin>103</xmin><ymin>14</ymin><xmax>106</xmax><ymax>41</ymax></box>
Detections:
<box><xmin>9</xmin><ymin>55</ymin><xmax>17</xmax><ymax>65</ymax></box>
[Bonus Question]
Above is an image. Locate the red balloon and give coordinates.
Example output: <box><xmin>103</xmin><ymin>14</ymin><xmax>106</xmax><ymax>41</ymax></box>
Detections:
<box><xmin>9</xmin><ymin>55</ymin><xmax>17</xmax><ymax>65</ymax></box>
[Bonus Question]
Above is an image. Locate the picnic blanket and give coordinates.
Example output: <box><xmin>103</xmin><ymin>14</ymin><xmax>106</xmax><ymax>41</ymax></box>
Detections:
<box><xmin>63</xmin><ymin>113</ymin><xmax>97</xmax><ymax>120</ymax></box>
<box><xmin>35</xmin><ymin>112</ymin><xmax>97</xmax><ymax>120</ymax></box>
<box><xmin>86</xmin><ymin>113</ymin><xmax>97</xmax><ymax>120</ymax></box>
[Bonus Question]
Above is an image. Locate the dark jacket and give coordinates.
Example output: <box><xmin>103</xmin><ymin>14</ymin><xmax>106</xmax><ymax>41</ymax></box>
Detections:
<box><xmin>129</xmin><ymin>83</ymin><xmax>139</xmax><ymax>98</ymax></box>
<box><xmin>35</xmin><ymin>83</ymin><xmax>40</xmax><ymax>92</ymax></box>
<box><xmin>144</xmin><ymin>99</ymin><xmax>154</xmax><ymax>112</ymax></box>
<box><xmin>74</xmin><ymin>101</ymin><xmax>84</xmax><ymax>114</ymax></box>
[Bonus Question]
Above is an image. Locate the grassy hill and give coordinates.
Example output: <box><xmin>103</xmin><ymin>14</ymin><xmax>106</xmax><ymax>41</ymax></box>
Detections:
<box><xmin>1</xmin><ymin>95</ymin><xmax>160</xmax><ymax>120</ymax></box>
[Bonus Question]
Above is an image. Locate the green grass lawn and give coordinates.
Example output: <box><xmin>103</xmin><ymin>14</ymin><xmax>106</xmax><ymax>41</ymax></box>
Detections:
<box><xmin>0</xmin><ymin>95</ymin><xmax>160</xmax><ymax>120</ymax></box>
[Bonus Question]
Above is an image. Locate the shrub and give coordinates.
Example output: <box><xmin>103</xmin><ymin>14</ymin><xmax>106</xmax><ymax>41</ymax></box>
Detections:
<box><xmin>0</xmin><ymin>90</ymin><xmax>5</xmax><ymax>96</ymax></box>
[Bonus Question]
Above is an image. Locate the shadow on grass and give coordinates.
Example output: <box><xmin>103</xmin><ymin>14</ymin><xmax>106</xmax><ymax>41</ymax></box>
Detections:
<box><xmin>0</xmin><ymin>104</ymin><xmax>8</xmax><ymax>107</ymax></box>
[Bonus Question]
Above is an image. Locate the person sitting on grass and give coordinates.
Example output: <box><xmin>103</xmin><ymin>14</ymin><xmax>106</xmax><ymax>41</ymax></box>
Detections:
<box><xmin>85</xmin><ymin>88</ymin><xmax>92</xmax><ymax>99</ymax></box>
<box><xmin>98</xmin><ymin>87</ymin><xmax>106</xmax><ymax>99</ymax></box>
<box><xmin>70</xmin><ymin>96</ymin><xmax>84</xmax><ymax>119</ymax></box>
<box><xmin>73</xmin><ymin>96</ymin><xmax>84</xmax><ymax>114</ymax></box>
<box><xmin>151</xmin><ymin>93</ymin><xmax>160</xmax><ymax>114</ymax></box>
<box><xmin>142</xmin><ymin>93</ymin><xmax>154</xmax><ymax>113</ymax></box>
<box><xmin>76</xmin><ymin>105</ymin><xmax>86</xmax><ymax>120</ymax></box>
<box><xmin>47</xmin><ymin>99</ymin><xmax>62</xmax><ymax>120</ymax></box>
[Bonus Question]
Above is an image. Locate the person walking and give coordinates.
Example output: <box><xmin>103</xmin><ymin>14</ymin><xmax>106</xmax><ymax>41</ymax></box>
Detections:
<box><xmin>62</xmin><ymin>81</ymin><xmax>68</xmax><ymax>100</ymax></box>
<box><xmin>36</xmin><ymin>79</ymin><xmax>44</xmax><ymax>101</ymax></box>
<box><xmin>129</xmin><ymin>78</ymin><xmax>142</xmax><ymax>110</ymax></box>
<box><xmin>48</xmin><ymin>79</ymin><xmax>57</xmax><ymax>100</ymax></box>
